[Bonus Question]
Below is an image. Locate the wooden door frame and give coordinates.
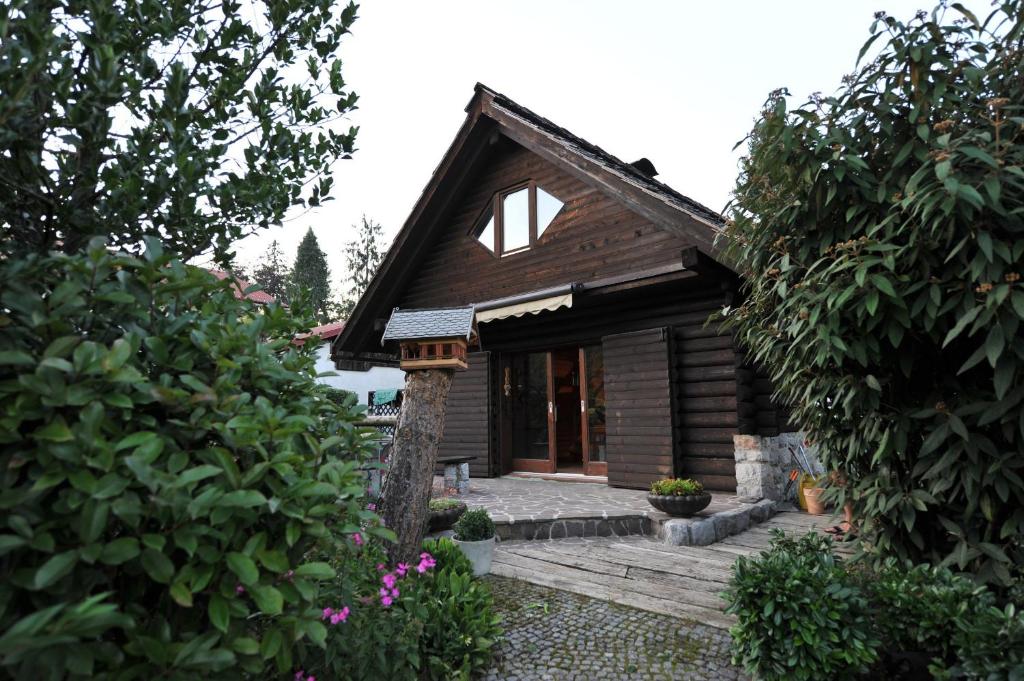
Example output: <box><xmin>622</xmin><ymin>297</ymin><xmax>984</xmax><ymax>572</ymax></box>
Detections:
<box><xmin>579</xmin><ymin>346</ymin><xmax>607</xmax><ymax>477</ymax></box>
<box><xmin>507</xmin><ymin>350</ymin><xmax>556</xmax><ymax>474</ymax></box>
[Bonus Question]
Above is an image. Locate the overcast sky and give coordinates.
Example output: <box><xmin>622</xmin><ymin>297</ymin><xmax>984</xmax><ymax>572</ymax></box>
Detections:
<box><xmin>231</xmin><ymin>0</ymin><xmax>992</xmax><ymax>296</ymax></box>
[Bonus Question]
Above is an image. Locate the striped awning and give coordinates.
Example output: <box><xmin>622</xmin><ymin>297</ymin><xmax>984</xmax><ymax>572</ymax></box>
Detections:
<box><xmin>475</xmin><ymin>293</ymin><xmax>573</xmax><ymax>324</ymax></box>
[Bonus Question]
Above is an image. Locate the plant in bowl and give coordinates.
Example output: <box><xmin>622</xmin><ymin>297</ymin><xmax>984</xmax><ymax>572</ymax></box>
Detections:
<box><xmin>452</xmin><ymin>508</ymin><xmax>496</xmax><ymax>576</ymax></box>
<box><xmin>427</xmin><ymin>496</ymin><xmax>467</xmax><ymax>532</ymax></box>
<box><xmin>647</xmin><ymin>477</ymin><xmax>712</xmax><ymax>516</ymax></box>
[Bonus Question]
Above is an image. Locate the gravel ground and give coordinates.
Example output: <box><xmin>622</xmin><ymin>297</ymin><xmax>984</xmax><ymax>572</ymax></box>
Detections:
<box><xmin>480</xmin><ymin>576</ymin><xmax>749</xmax><ymax>681</ymax></box>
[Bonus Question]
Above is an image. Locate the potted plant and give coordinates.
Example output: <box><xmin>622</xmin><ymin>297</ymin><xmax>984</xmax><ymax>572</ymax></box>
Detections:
<box><xmin>803</xmin><ymin>477</ymin><xmax>827</xmax><ymax>515</ymax></box>
<box><xmin>647</xmin><ymin>478</ymin><xmax>712</xmax><ymax>517</ymax></box>
<box><xmin>427</xmin><ymin>496</ymin><xmax>467</xmax><ymax>532</ymax></box>
<box><xmin>452</xmin><ymin>508</ymin><xmax>495</xmax><ymax>576</ymax></box>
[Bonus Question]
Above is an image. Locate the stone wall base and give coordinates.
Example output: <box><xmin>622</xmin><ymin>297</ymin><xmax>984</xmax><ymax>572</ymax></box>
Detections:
<box><xmin>733</xmin><ymin>432</ymin><xmax>821</xmax><ymax>502</ymax></box>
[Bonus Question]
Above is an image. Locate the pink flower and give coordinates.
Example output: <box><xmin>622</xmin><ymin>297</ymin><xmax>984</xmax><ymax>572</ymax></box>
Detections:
<box><xmin>295</xmin><ymin>672</ymin><xmax>305</xmax><ymax>681</ymax></box>
<box><xmin>352</xmin><ymin>533</ymin><xmax>363</xmax><ymax>546</ymax></box>
<box><xmin>390</xmin><ymin>586</ymin><xmax>400</xmax><ymax>599</ymax></box>
<box><xmin>376</xmin><ymin>562</ymin><xmax>386</xmax><ymax>572</ymax></box>
<box><xmin>367</xmin><ymin>502</ymin><xmax>376</xmax><ymax>511</ymax></box>
<box><xmin>380</xmin><ymin>594</ymin><xmax>393</xmax><ymax>607</ymax></box>
<box><xmin>396</xmin><ymin>563</ymin><xmax>409</xmax><ymax>577</ymax></box>
<box><xmin>336</xmin><ymin>606</ymin><xmax>350</xmax><ymax>623</ymax></box>
<box><xmin>382</xmin><ymin>572</ymin><xmax>397</xmax><ymax>589</ymax></box>
<box><xmin>321</xmin><ymin>607</ymin><xmax>333</xmax><ymax>620</ymax></box>
<box><xmin>416</xmin><ymin>552</ymin><xmax>436</xmax><ymax>574</ymax></box>
<box><xmin>307</xmin><ymin>677</ymin><xmax>316</xmax><ymax>681</ymax></box>
<box><xmin>235</xmin><ymin>584</ymin><xmax>246</xmax><ymax>595</ymax></box>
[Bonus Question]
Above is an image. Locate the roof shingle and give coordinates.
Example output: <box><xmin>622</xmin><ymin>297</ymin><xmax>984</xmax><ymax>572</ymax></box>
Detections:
<box><xmin>381</xmin><ymin>307</ymin><xmax>475</xmax><ymax>344</ymax></box>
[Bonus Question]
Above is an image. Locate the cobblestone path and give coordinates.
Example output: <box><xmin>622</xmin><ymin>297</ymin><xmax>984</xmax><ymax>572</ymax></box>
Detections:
<box><xmin>480</xmin><ymin>576</ymin><xmax>748</xmax><ymax>681</ymax></box>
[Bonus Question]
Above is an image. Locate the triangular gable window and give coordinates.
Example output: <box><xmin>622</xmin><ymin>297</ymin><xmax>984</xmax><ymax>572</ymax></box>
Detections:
<box><xmin>474</xmin><ymin>181</ymin><xmax>564</xmax><ymax>256</ymax></box>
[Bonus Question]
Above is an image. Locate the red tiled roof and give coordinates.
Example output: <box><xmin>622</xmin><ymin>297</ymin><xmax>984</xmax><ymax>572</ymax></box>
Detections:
<box><xmin>206</xmin><ymin>269</ymin><xmax>276</xmax><ymax>304</ymax></box>
<box><xmin>294</xmin><ymin>320</ymin><xmax>346</xmax><ymax>346</ymax></box>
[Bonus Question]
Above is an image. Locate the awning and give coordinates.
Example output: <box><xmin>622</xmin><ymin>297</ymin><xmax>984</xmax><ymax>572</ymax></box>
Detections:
<box><xmin>476</xmin><ymin>293</ymin><xmax>573</xmax><ymax>324</ymax></box>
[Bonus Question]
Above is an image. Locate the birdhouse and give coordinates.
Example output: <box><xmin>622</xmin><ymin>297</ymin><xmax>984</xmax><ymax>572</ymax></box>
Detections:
<box><xmin>382</xmin><ymin>306</ymin><xmax>477</xmax><ymax>371</ymax></box>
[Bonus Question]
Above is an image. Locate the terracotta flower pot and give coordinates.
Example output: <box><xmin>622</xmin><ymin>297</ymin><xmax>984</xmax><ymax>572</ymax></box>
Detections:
<box><xmin>646</xmin><ymin>492</ymin><xmax>712</xmax><ymax>517</ymax></box>
<box><xmin>804</xmin><ymin>487</ymin><xmax>827</xmax><ymax>515</ymax></box>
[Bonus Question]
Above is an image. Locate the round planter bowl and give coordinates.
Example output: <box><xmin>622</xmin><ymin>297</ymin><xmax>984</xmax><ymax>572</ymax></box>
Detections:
<box><xmin>453</xmin><ymin>536</ymin><xmax>495</xmax><ymax>576</ymax></box>
<box><xmin>428</xmin><ymin>503</ymin><xmax>466</xmax><ymax>532</ymax></box>
<box><xmin>647</xmin><ymin>492</ymin><xmax>712</xmax><ymax>517</ymax></box>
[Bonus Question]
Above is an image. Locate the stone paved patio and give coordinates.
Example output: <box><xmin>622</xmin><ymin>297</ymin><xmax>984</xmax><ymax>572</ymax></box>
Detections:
<box><xmin>482</xmin><ymin>576</ymin><xmax>747</xmax><ymax>681</ymax></box>
<box><xmin>439</xmin><ymin>476</ymin><xmax>743</xmax><ymax>523</ymax></box>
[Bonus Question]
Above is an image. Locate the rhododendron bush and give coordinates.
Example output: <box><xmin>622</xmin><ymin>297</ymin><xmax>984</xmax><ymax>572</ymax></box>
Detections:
<box><xmin>0</xmin><ymin>241</ymin><xmax>386</xmax><ymax>678</ymax></box>
<box><xmin>293</xmin><ymin>537</ymin><xmax>501</xmax><ymax>680</ymax></box>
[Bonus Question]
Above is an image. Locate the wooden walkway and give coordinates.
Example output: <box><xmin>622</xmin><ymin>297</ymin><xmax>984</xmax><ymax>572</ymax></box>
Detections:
<box><xmin>491</xmin><ymin>509</ymin><xmax>848</xmax><ymax>629</ymax></box>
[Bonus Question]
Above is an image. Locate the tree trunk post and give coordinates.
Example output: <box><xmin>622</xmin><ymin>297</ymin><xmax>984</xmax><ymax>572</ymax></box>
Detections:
<box><xmin>378</xmin><ymin>368</ymin><xmax>455</xmax><ymax>565</ymax></box>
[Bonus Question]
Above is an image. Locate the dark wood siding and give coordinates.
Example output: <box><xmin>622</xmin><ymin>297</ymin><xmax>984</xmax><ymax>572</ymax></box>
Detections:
<box><xmin>399</xmin><ymin>140</ymin><xmax>695</xmax><ymax>308</ymax></box>
<box><xmin>668</xmin><ymin>292</ymin><xmax>740</xmax><ymax>492</ymax></box>
<box><xmin>438</xmin><ymin>351</ymin><xmax>492</xmax><ymax>478</ymax></box>
<box><xmin>603</xmin><ymin>328</ymin><xmax>674</xmax><ymax>489</ymax></box>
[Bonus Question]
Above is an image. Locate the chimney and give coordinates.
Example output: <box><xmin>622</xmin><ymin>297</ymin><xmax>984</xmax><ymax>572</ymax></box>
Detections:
<box><xmin>629</xmin><ymin>158</ymin><xmax>659</xmax><ymax>177</ymax></box>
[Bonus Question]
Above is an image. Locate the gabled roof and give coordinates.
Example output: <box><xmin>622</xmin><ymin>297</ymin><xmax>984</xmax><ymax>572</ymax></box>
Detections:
<box><xmin>381</xmin><ymin>307</ymin><xmax>475</xmax><ymax>343</ymax></box>
<box><xmin>333</xmin><ymin>83</ymin><xmax>728</xmax><ymax>364</ymax></box>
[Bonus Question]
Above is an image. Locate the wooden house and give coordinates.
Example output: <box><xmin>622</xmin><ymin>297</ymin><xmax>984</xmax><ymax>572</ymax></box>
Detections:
<box><xmin>332</xmin><ymin>84</ymin><xmax>786</xmax><ymax>491</ymax></box>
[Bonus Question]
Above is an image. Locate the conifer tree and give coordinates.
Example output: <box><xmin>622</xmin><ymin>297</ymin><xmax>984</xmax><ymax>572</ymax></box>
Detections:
<box><xmin>340</xmin><ymin>215</ymin><xmax>385</xmax><ymax>316</ymax></box>
<box><xmin>247</xmin><ymin>240</ymin><xmax>293</xmax><ymax>302</ymax></box>
<box><xmin>292</xmin><ymin>228</ymin><xmax>332</xmax><ymax>322</ymax></box>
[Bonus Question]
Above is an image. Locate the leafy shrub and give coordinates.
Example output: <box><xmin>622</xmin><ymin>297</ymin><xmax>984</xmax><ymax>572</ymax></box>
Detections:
<box><xmin>453</xmin><ymin>509</ymin><xmax>495</xmax><ymax>542</ymax></box>
<box><xmin>724</xmin><ymin>531</ymin><xmax>879</xmax><ymax>680</ymax></box>
<box><xmin>721</xmin><ymin>2</ymin><xmax>1024</xmax><ymax>584</ymax></box>
<box><xmin>650</xmin><ymin>478</ymin><xmax>705</xmax><ymax>496</ymax></box>
<box><xmin>321</xmin><ymin>386</ymin><xmax>358</xmax><ymax>408</ymax></box>
<box><xmin>0</xmin><ymin>242</ymin><xmax>379</xmax><ymax>678</ymax></box>
<box><xmin>943</xmin><ymin>603</ymin><xmax>1024</xmax><ymax>679</ymax></box>
<box><xmin>428</xmin><ymin>497</ymin><xmax>465</xmax><ymax>512</ymax></box>
<box><xmin>297</xmin><ymin>538</ymin><xmax>500</xmax><ymax>680</ymax></box>
<box><xmin>856</xmin><ymin>561</ymin><xmax>991</xmax><ymax>666</ymax></box>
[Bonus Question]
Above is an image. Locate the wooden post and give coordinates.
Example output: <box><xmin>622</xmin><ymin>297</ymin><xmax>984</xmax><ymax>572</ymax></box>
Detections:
<box><xmin>377</xmin><ymin>368</ymin><xmax>455</xmax><ymax>565</ymax></box>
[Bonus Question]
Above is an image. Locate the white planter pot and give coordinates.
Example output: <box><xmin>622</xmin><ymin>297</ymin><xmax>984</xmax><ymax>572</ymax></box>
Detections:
<box><xmin>453</xmin><ymin>536</ymin><xmax>495</xmax><ymax>576</ymax></box>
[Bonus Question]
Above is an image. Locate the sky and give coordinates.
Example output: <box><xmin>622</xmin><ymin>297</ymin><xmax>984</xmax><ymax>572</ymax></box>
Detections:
<box><xmin>232</xmin><ymin>0</ymin><xmax>993</xmax><ymax>294</ymax></box>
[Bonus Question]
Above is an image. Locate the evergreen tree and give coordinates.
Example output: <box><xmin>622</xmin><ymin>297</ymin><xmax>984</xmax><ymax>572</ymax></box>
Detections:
<box><xmin>292</xmin><ymin>228</ymin><xmax>332</xmax><ymax>322</ymax></box>
<box><xmin>340</xmin><ymin>215</ymin><xmax>385</xmax><ymax>316</ymax></box>
<box><xmin>247</xmin><ymin>240</ymin><xmax>293</xmax><ymax>302</ymax></box>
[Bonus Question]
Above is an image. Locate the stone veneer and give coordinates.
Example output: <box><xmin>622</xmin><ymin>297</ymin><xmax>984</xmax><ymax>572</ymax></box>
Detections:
<box><xmin>733</xmin><ymin>431</ymin><xmax>820</xmax><ymax>502</ymax></box>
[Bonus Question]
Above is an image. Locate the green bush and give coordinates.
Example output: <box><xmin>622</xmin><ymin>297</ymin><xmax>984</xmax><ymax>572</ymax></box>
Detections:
<box><xmin>453</xmin><ymin>509</ymin><xmax>495</xmax><ymax>542</ymax></box>
<box><xmin>727</xmin><ymin>532</ymin><xmax>1024</xmax><ymax>679</ymax></box>
<box><xmin>944</xmin><ymin>603</ymin><xmax>1024</xmax><ymax>679</ymax></box>
<box><xmin>297</xmin><ymin>538</ymin><xmax>500</xmax><ymax>680</ymax></box>
<box><xmin>721</xmin><ymin>2</ymin><xmax>1024</xmax><ymax>585</ymax></box>
<box><xmin>320</xmin><ymin>386</ymin><xmax>358</xmax><ymax>408</ymax></box>
<box><xmin>858</xmin><ymin>561</ymin><xmax>991</xmax><ymax>667</ymax></box>
<box><xmin>724</xmin><ymin>531</ymin><xmax>879</xmax><ymax>680</ymax></box>
<box><xmin>650</xmin><ymin>478</ymin><xmax>705</xmax><ymax>496</ymax></box>
<box><xmin>0</xmin><ymin>241</ymin><xmax>381</xmax><ymax>679</ymax></box>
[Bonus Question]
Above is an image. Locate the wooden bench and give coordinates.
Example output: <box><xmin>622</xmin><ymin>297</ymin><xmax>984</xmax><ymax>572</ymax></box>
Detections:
<box><xmin>437</xmin><ymin>455</ymin><xmax>474</xmax><ymax>495</ymax></box>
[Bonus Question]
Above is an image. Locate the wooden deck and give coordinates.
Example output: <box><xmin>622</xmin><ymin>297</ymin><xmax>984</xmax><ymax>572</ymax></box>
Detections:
<box><xmin>491</xmin><ymin>509</ymin><xmax>849</xmax><ymax>629</ymax></box>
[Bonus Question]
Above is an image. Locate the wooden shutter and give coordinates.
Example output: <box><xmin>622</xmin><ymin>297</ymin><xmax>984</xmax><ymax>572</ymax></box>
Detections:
<box><xmin>438</xmin><ymin>351</ymin><xmax>492</xmax><ymax>478</ymax></box>
<box><xmin>603</xmin><ymin>329</ymin><xmax>673</xmax><ymax>489</ymax></box>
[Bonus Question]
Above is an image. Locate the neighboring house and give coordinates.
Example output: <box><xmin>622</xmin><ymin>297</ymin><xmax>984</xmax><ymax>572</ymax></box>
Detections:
<box><xmin>332</xmin><ymin>84</ymin><xmax>788</xmax><ymax>491</ymax></box>
<box><xmin>206</xmin><ymin>268</ymin><xmax>277</xmax><ymax>304</ymax></box>
<box><xmin>297</xmin><ymin>321</ymin><xmax>406</xmax><ymax>406</ymax></box>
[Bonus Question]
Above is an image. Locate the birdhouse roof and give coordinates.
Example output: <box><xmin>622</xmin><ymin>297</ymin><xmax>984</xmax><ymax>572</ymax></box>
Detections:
<box><xmin>381</xmin><ymin>306</ymin><xmax>476</xmax><ymax>344</ymax></box>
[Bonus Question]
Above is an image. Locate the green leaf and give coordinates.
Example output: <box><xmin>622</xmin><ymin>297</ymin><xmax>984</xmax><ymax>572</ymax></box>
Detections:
<box><xmin>33</xmin><ymin>551</ymin><xmax>78</xmax><ymax>590</ymax></box>
<box><xmin>34</xmin><ymin>418</ymin><xmax>74</xmax><ymax>442</ymax></box>
<box><xmin>141</xmin><ymin>548</ymin><xmax>175</xmax><ymax>584</ymax></box>
<box><xmin>226</xmin><ymin>552</ymin><xmax>259</xmax><ymax>586</ymax></box>
<box><xmin>209</xmin><ymin>594</ymin><xmax>230</xmax><ymax>633</ymax></box>
<box><xmin>293</xmin><ymin>562</ymin><xmax>335</xmax><ymax>580</ymax></box>
<box><xmin>231</xmin><ymin>637</ymin><xmax>260</xmax><ymax>655</ymax></box>
<box><xmin>260</xmin><ymin>628</ymin><xmax>283</xmax><ymax>660</ymax></box>
<box><xmin>100</xmin><ymin>538</ymin><xmax>140</xmax><ymax>565</ymax></box>
<box><xmin>0</xmin><ymin>351</ymin><xmax>35</xmax><ymax>366</ymax></box>
<box><xmin>250</xmin><ymin>585</ymin><xmax>283</xmax><ymax>615</ymax></box>
<box><xmin>170</xmin><ymin>581</ymin><xmax>194</xmax><ymax>607</ymax></box>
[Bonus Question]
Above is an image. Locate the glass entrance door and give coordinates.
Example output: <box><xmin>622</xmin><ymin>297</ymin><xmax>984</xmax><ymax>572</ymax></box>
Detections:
<box><xmin>501</xmin><ymin>345</ymin><xmax>606</xmax><ymax>477</ymax></box>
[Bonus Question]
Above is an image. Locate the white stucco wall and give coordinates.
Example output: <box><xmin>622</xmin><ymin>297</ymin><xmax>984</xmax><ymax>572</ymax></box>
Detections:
<box><xmin>312</xmin><ymin>345</ymin><xmax>406</xmax><ymax>405</ymax></box>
